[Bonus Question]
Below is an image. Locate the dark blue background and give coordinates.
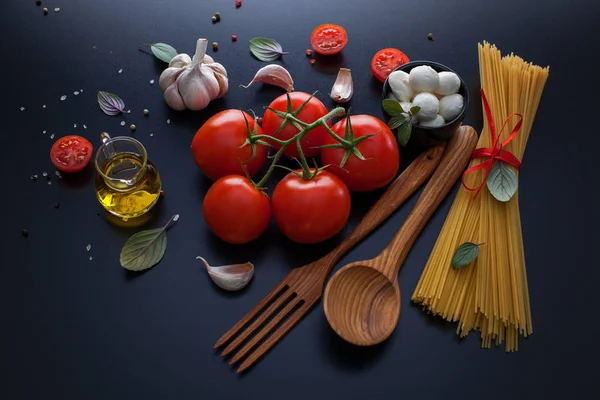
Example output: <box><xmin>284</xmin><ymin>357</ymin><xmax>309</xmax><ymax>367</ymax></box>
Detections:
<box><xmin>2</xmin><ymin>0</ymin><xmax>598</xmax><ymax>399</ymax></box>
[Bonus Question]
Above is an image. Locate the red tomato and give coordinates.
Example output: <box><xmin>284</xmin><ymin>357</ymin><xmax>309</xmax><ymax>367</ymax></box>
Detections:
<box><xmin>50</xmin><ymin>135</ymin><xmax>93</xmax><ymax>173</ymax></box>
<box><xmin>203</xmin><ymin>175</ymin><xmax>271</xmax><ymax>244</ymax></box>
<box><xmin>321</xmin><ymin>115</ymin><xmax>400</xmax><ymax>192</ymax></box>
<box><xmin>310</xmin><ymin>24</ymin><xmax>348</xmax><ymax>55</ymax></box>
<box><xmin>371</xmin><ymin>48</ymin><xmax>410</xmax><ymax>83</ymax></box>
<box><xmin>262</xmin><ymin>92</ymin><xmax>330</xmax><ymax>159</ymax></box>
<box><xmin>272</xmin><ymin>169</ymin><xmax>351</xmax><ymax>244</ymax></box>
<box><xmin>191</xmin><ymin>110</ymin><xmax>267</xmax><ymax>181</ymax></box>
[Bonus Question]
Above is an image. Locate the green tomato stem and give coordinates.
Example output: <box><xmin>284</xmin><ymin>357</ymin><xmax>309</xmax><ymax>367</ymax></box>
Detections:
<box><xmin>254</xmin><ymin>106</ymin><xmax>346</xmax><ymax>188</ymax></box>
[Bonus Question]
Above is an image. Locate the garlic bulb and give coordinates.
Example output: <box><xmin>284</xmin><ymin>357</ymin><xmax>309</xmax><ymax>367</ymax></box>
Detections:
<box><xmin>159</xmin><ymin>38</ymin><xmax>228</xmax><ymax>111</ymax></box>
<box><xmin>197</xmin><ymin>256</ymin><xmax>254</xmax><ymax>291</ymax></box>
<box><xmin>330</xmin><ymin>68</ymin><xmax>353</xmax><ymax>103</ymax></box>
<box><xmin>242</xmin><ymin>64</ymin><xmax>294</xmax><ymax>92</ymax></box>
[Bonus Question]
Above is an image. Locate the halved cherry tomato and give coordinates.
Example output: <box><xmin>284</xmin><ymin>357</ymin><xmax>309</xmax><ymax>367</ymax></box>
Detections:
<box><xmin>191</xmin><ymin>110</ymin><xmax>267</xmax><ymax>181</ymax></box>
<box><xmin>321</xmin><ymin>115</ymin><xmax>400</xmax><ymax>192</ymax></box>
<box><xmin>271</xmin><ymin>169</ymin><xmax>351</xmax><ymax>244</ymax></box>
<box><xmin>202</xmin><ymin>175</ymin><xmax>271</xmax><ymax>244</ymax></box>
<box><xmin>50</xmin><ymin>135</ymin><xmax>93</xmax><ymax>173</ymax></box>
<box><xmin>371</xmin><ymin>48</ymin><xmax>410</xmax><ymax>83</ymax></box>
<box><xmin>262</xmin><ymin>91</ymin><xmax>330</xmax><ymax>158</ymax></box>
<box><xmin>310</xmin><ymin>24</ymin><xmax>348</xmax><ymax>55</ymax></box>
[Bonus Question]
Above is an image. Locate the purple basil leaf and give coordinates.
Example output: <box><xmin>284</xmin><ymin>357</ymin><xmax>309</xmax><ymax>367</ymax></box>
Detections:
<box><xmin>248</xmin><ymin>37</ymin><xmax>288</xmax><ymax>62</ymax></box>
<box><xmin>97</xmin><ymin>91</ymin><xmax>125</xmax><ymax>116</ymax></box>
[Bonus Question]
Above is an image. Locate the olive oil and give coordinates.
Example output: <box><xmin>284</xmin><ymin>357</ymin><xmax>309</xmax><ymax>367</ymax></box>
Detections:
<box><xmin>95</xmin><ymin>152</ymin><xmax>161</xmax><ymax>219</ymax></box>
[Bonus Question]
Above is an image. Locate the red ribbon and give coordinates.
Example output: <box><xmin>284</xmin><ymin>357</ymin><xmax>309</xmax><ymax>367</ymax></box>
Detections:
<box><xmin>461</xmin><ymin>88</ymin><xmax>523</xmax><ymax>198</ymax></box>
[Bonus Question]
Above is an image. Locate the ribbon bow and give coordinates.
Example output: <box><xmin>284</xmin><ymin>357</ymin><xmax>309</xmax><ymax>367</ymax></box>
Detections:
<box><xmin>461</xmin><ymin>88</ymin><xmax>523</xmax><ymax>198</ymax></box>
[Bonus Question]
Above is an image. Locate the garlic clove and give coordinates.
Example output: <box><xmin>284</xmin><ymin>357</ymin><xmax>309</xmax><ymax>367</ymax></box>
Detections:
<box><xmin>169</xmin><ymin>53</ymin><xmax>191</xmax><ymax>69</ymax></box>
<box><xmin>205</xmin><ymin>62</ymin><xmax>229</xmax><ymax>97</ymax></box>
<box><xmin>242</xmin><ymin>64</ymin><xmax>294</xmax><ymax>92</ymax></box>
<box><xmin>330</xmin><ymin>68</ymin><xmax>353</xmax><ymax>103</ymax></box>
<box><xmin>159</xmin><ymin>67</ymin><xmax>186</xmax><ymax>91</ymax></box>
<box><xmin>163</xmin><ymin>83</ymin><xmax>187</xmax><ymax>110</ymax></box>
<box><xmin>198</xmin><ymin>256</ymin><xmax>254</xmax><ymax>291</ymax></box>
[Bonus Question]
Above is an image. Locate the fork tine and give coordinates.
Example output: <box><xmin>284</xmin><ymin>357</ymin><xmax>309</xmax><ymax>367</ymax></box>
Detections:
<box><xmin>221</xmin><ymin>289</ymin><xmax>296</xmax><ymax>357</ymax></box>
<box><xmin>229</xmin><ymin>296</ymin><xmax>304</xmax><ymax>365</ymax></box>
<box><xmin>214</xmin><ymin>281</ymin><xmax>289</xmax><ymax>349</ymax></box>
<box><xmin>236</xmin><ymin>301</ymin><xmax>314</xmax><ymax>374</ymax></box>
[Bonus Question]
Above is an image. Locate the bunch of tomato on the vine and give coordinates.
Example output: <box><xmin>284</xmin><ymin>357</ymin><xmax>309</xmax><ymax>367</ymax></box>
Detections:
<box><xmin>191</xmin><ymin>91</ymin><xmax>400</xmax><ymax>245</ymax></box>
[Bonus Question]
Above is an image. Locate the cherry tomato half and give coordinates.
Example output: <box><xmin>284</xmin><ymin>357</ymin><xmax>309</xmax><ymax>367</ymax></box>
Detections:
<box><xmin>50</xmin><ymin>135</ymin><xmax>93</xmax><ymax>173</ymax></box>
<box><xmin>321</xmin><ymin>115</ymin><xmax>400</xmax><ymax>192</ymax></box>
<box><xmin>202</xmin><ymin>175</ymin><xmax>271</xmax><ymax>244</ymax></box>
<box><xmin>262</xmin><ymin>92</ymin><xmax>330</xmax><ymax>159</ymax></box>
<box><xmin>272</xmin><ymin>169</ymin><xmax>351</xmax><ymax>244</ymax></box>
<box><xmin>191</xmin><ymin>110</ymin><xmax>267</xmax><ymax>181</ymax></box>
<box><xmin>310</xmin><ymin>24</ymin><xmax>348</xmax><ymax>55</ymax></box>
<box><xmin>371</xmin><ymin>48</ymin><xmax>410</xmax><ymax>83</ymax></box>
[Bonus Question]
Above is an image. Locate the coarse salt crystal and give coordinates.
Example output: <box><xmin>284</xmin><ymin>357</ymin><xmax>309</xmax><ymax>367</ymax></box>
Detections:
<box><xmin>48</xmin><ymin>181</ymin><xmax>52</xmax><ymax>185</ymax></box>
<box><xmin>150</xmin><ymin>133</ymin><xmax>154</xmax><ymax>137</ymax></box>
<box><xmin>50</xmin><ymin>134</ymin><xmax>55</xmax><ymax>139</ymax></box>
<box><xmin>43</xmin><ymin>130</ymin><xmax>46</xmax><ymax>134</ymax></box>
<box><xmin>120</xmin><ymin>121</ymin><xmax>126</xmax><ymax>126</ymax></box>
<box><xmin>83</xmin><ymin>125</ymin><xmax>87</xmax><ymax>129</ymax></box>
<box><xmin>127</xmin><ymin>110</ymin><xmax>131</xmax><ymax>114</ymax></box>
<box><xmin>74</xmin><ymin>124</ymin><xmax>77</xmax><ymax>128</ymax></box>
<box><xmin>55</xmin><ymin>171</ymin><xmax>62</xmax><ymax>178</ymax></box>
<box><xmin>80</xmin><ymin>89</ymin><xmax>84</xmax><ymax>92</ymax></box>
<box><xmin>173</xmin><ymin>214</ymin><xmax>180</xmax><ymax>222</ymax></box>
<box><xmin>43</xmin><ymin>172</ymin><xmax>48</xmax><ymax>177</ymax></box>
<box><xmin>86</xmin><ymin>244</ymin><xmax>91</xmax><ymax>251</ymax></box>
<box><xmin>150</xmin><ymin>79</ymin><xmax>155</xmax><ymax>85</ymax></box>
<box><xmin>118</xmin><ymin>69</ymin><xmax>123</xmax><ymax>74</ymax></box>
<box><xmin>166</xmin><ymin>119</ymin><xmax>171</xmax><ymax>124</ymax></box>
<box><xmin>60</xmin><ymin>95</ymin><xmax>67</xmax><ymax>101</ymax></box>
<box><xmin>20</xmin><ymin>107</ymin><xmax>25</xmax><ymax>111</ymax></box>
<box><xmin>74</xmin><ymin>91</ymin><xmax>79</xmax><ymax>96</ymax></box>
<box><xmin>43</xmin><ymin>105</ymin><xmax>47</xmax><ymax>108</ymax></box>
<box><xmin>89</xmin><ymin>256</ymin><xmax>93</xmax><ymax>261</ymax></box>
<box><xmin>54</xmin><ymin>8</ymin><xmax>60</xmax><ymax>12</ymax></box>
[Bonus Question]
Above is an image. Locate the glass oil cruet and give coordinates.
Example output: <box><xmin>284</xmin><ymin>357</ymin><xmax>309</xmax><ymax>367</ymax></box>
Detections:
<box><xmin>94</xmin><ymin>132</ymin><xmax>162</xmax><ymax>220</ymax></box>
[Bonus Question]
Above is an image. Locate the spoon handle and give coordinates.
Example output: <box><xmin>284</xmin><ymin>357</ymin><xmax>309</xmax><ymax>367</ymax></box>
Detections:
<box><xmin>324</xmin><ymin>144</ymin><xmax>446</xmax><ymax>267</ymax></box>
<box><xmin>377</xmin><ymin>125</ymin><xmax>478</xmax><ymax>281</ymax></box>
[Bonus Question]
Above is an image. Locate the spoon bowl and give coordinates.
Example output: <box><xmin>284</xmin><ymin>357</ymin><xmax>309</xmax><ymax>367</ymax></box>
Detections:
<box><xmin>323</xmin><ymin>125</ymin><xmax>479</xmax><ymax>346</ymax></box>
<box><xmin>324</xmin><ymin>263</ymin><xmax>400</xmax><ymax>346</ymax></box>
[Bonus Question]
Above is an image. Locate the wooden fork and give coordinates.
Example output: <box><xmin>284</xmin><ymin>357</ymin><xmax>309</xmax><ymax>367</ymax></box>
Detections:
<box><xmin>214</xmin><ymin>141</ymin><xmax>448</xmax><ymax>373</ymax></box>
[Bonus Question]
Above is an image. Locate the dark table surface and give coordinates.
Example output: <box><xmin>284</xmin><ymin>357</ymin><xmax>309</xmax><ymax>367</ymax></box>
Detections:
<box><xmin>2</xmin><ymin>0</ymin><xmax>599</xmax><ymax>399</ymax></box>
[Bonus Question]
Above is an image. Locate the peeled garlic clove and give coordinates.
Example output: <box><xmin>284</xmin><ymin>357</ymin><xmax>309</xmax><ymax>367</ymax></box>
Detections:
<box><xmin>198</xmin><ymin>257</ymin><xmax>254</xmax><ymax>291</ymax></box>
<box><xmin>329</xmin><ymin>68</ymin><xmax>353</xmax><ymax>103</ymax></box>
<box><xmin>242</xmin><ymin>64</ymin><xmax>294</xmax><ymax>92</ymax></box>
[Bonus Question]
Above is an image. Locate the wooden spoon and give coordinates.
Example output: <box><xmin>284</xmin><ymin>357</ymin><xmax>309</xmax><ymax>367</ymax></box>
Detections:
<box><xmin>323</xmin><ymin>125</ymin><xmax>478</xmax><ymax>346</ymax></box>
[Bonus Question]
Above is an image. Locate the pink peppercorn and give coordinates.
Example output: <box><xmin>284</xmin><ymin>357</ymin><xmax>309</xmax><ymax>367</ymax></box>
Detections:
<box><xmin>231</xmin><ymin>35</ymin><xmax>238</xmax><ymax>42</ymax></box>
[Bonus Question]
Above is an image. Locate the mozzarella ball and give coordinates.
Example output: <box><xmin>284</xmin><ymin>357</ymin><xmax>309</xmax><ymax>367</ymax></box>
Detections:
<box><xmin>387</xmin><ymin>92</ymin><xmax>400</xmax><ymax>102</ymax></box>
<box><xmin>388</xmin><ymin>70</ymin><xmax>413</xmax><ymax>102</ymax></box>
<box><xmin>439</xmin><ymin>94</ymin><xmax>464</xmax><ymax>121</ymax></box>
<box><xmin>412</xmin><ymin>92</ymin><xmax>439</xmax><ymax>121</ymax></box>
<box><xmin>418</xmin><ymin>114</ymin><xmax>445</xmax><ymax>128</ymax></box>
<box><xmin>409</xmin><ymin>65</ymin><xmax>439</xmax><ymax>93</ymax></box>
<box><xmin>435</xmin><ymin>71</ymin><xmax>461</xmax><ymax>96</ymax></box>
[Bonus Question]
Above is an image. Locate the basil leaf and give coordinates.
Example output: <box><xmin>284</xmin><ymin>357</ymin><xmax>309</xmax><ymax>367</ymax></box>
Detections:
<box><xmin>388</xmin><ymin>115</ymin><xmax>406</xmax><ymax>130</ymax></box>
<box><xmin>248</xmin><ymin>37</ymin><xmax>288</xmax><ymax>62</ymax></box>
<box><xmin>382</xmin><ymin>99</ymin><xmax>405</xmax><ymax>116</ymax></box>
<box><xmin>486</xmin><ymin>161</ymin><xmax>518</xmax><ymax>202</ymax></box>
<box><xmin>97</xmin><ymin>91</ymin><xmax>125</xmax><ymax>116</ymax></box>
<box><xmin>410</xmin><ymin>106</ymin><xmax>421</xmax><ymax>115</ymax></box>
<box><xmin>150</xmin><ymin>43</ymin><xmax>178</xmax><ymax>63</ymax></box>
<box><xmin>397</xmin><ymin>121</ymin><xmax>412</xmax><ymax>147</ymax></box>
<box><xmin>119</xmin><ymin>215</ymin><xmax>179</xmax><ymax>271</ymax></box>
<box><xmin>451</xmin><ymin>242</ymin><xmax>482</xmax><ymax>268</ymax></box>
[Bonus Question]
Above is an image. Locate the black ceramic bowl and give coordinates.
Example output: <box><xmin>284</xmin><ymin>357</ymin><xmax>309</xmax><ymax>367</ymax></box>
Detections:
<box><xmin>382</xmin><ymin>60</ymin><xmax>469</xmax><ymax>147</ymax></box>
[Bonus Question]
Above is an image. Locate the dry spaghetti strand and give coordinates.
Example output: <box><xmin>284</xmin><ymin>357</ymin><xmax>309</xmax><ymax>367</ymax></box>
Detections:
<box><xmin>412</xmin><ymin>42</ymin><xmax>549</xmax><ymax>351</ymax></box>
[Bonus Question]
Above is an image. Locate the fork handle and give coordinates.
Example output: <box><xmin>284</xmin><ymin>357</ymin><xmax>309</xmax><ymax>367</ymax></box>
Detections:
<box><xmin>321</xmin><ymin>142</ymin><xmax>446</xmax><ymax>270</ymax></box>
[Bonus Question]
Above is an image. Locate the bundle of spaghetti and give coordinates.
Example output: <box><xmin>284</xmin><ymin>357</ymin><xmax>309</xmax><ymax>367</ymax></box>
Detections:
<box><xmin>411</xmin><ymin>41</ymin><xmax>549</xmax><ymax>351</ymax></box>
